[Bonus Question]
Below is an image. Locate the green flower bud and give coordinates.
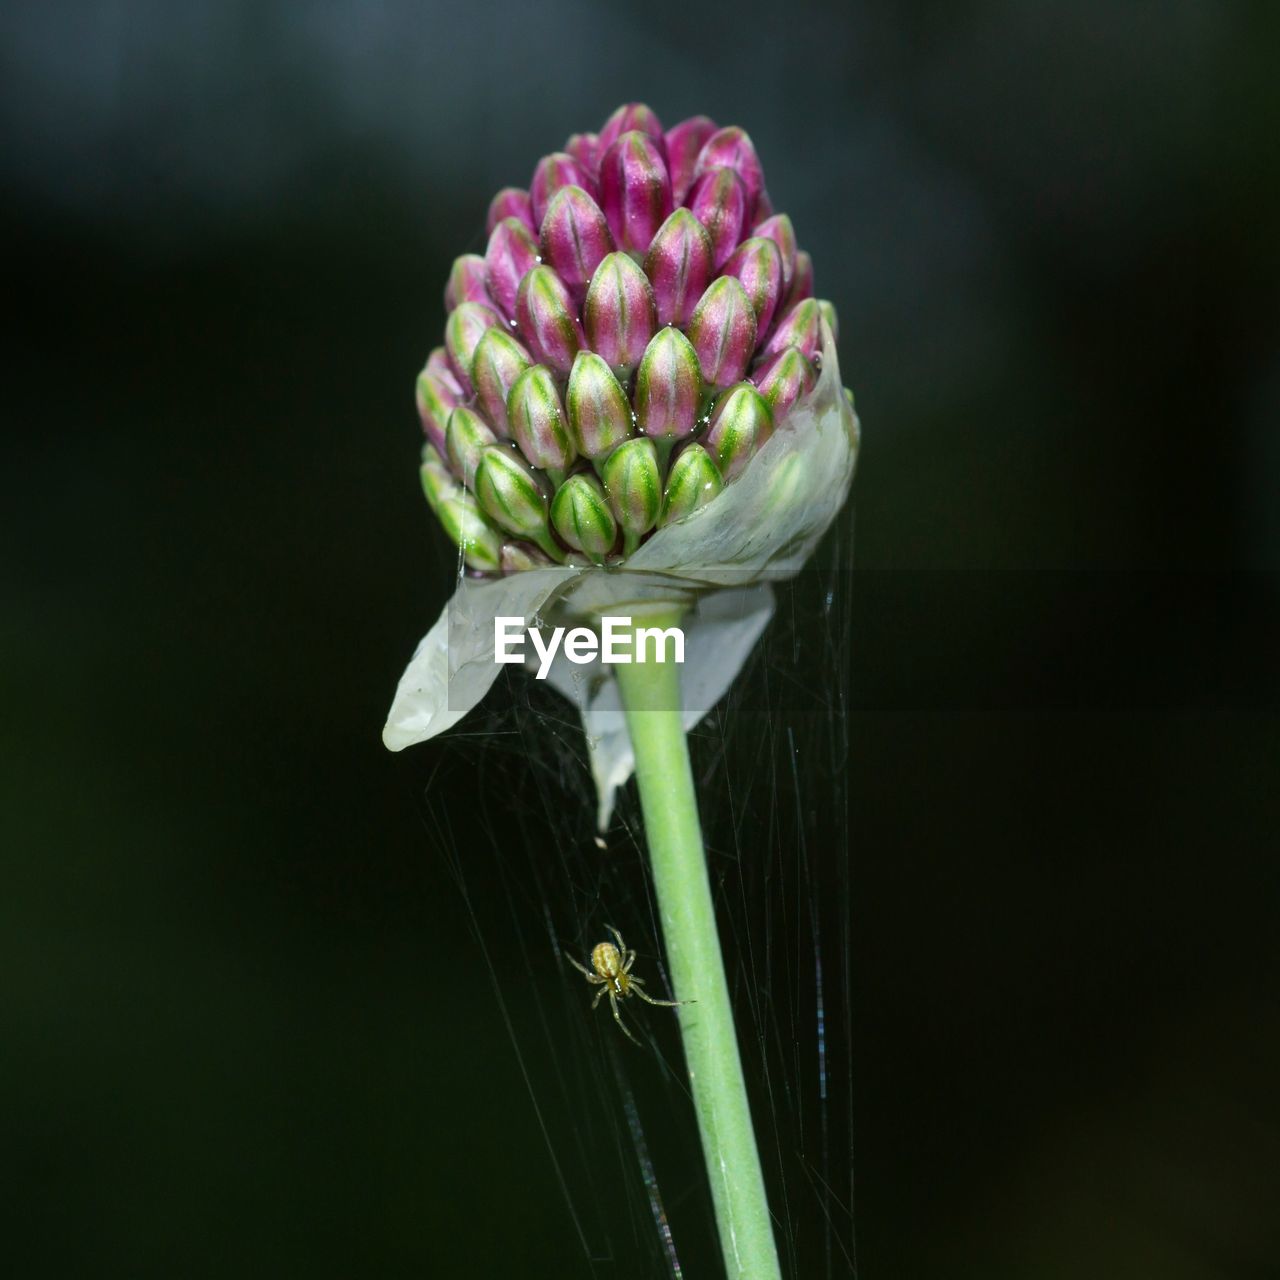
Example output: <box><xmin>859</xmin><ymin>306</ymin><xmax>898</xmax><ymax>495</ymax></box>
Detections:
<box><xmin>550</xmin><ymin>472</ymin><xmax>618</xmax><ymax>564</ymax></box>
<box><xmin>633</xmin><ymin>327</ymin><xmax>702</xmax><ymax>441</ymax></box>
<box><xmin>472</xmin><ymin>328</ymin><xmax>533</xmax><ymax>437</ymax></box>
<box><xmin>507</xmin><ymin>364</ymin><xmax>576</xmax><ymax>474</ymax></box>
<box><xmin>419</xmin><ymin>444</ymin><xmax>457</xmax><ymax>515</ymax></box>
<box><xmin>444</xmin><ymin>406</ymin><xmax>497</xmax><ymax>490</ymax></box>
<box><xmin>474</xmin><ymin>445</ymin><xmax>552</xmax><ymax>541</ymax></box>
<box><xmin>566</xmin><ymin>350</ymin><xmax>633</xmax><ymax>459</ymax></box>
<box><xmin>435</xmin><ymin>490</ymin><xmax>504</xmax><ymax>573</ymax></box>
<box><xmin>658</xmin><ymin>442</ymin><xmax>723</xmax><ymax>527</ymax></box>
<box><xmin>600</xmin><ymin>437</ymin><xmax>662</xmax><ymax>544</ymax></box>
<box><xmin>499</xmin><ymin>540</ymin><xmax>556</xmax><ymax>573</ymax></box>
<box><xmin>705</xmin><ymin>383</ymin><xmax>773</xmax><ymax>481</ymax></box>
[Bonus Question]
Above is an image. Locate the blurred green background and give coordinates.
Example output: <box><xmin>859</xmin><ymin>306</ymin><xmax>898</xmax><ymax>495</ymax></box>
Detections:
<box><xmin>4</xmin><ymin>2</ymin><xmax>1278</xmax><ymax>1276</ymax></box>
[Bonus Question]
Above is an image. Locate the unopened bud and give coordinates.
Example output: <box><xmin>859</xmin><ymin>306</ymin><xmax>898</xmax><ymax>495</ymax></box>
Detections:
<box><xmin>530</xmin><ymin>151</ymin><xmax>597</xmax><ymax>227</ymax></box>
<box><xmin>598</xmin><ymin>102</ymin><xmax>665</xmax><ymax>155</ymax></box>
<box><xmin>436</xmin><ymin>491</ymin><xmax>505</xmax><ymax>573</ymax></box>
<box><xmin>598</xmin><ymin>131</ymin><xmax>673</xmax><ymax>257</ymax></box>
<box><xmin>664</xmin><ymin>115</ymin><xmax>718</xmax><ymax>205</ymax></box>
<box><xmin>539</xmin><ymin>186</ymin><xmax>615</xmax><ymax>303</ymax></box>
<box><xmin>583</xmin><ymin>251</ymin><xmax>657</xmax><ymax>375</ymax></box>
<box><xmin>752</xmin><ymin>346</ymin><xmax>816</xmax><ymax>419</ymax></box>
<box><xmin>720</xmin><ymin>236</ymin><xmax>784</xmax><ymax>337</ymax></box>
<box><xmin>705</xmin><ymin>384</ymin><xmax>773</xmax><ymax>480</ymax></box>
<box><xmin>445</xmin><ymin>300</ymin><xmax>504</xmax><ymax>393</ymax></box>
<box><xmin>785</xmin><ymin>250</ymin><xmax>814</xmax><ymax>309</ymax></box>
<box><xmin>686</xmin><ymin>276</ymin><xmax>757</xmax><ymax>388</ymax></box>
<box><xmin>445</xmin><ymin>254</ymin><xmax>493</xmax><ymax>311</ymax></box>
<box><xmin>564</xmin><ymin>132</ymin><xmax>600</xmax><ymax>175</ymax></box>
<box><xmin>485</xmin><ymin>216</ymin><xmax>541</xmax><ymax>320</ymax></box>
<box><xmin>754</xmin><ymin>214</ymin><xmax>797</xmax><ymax>294</ymax></box>
<box><xmin>643</xmin><ymin>208</ymin><xmax>713</xmax><ymax>327</ymax></box>
<box><xmin>508</xmin><ymin>364</ymin><xmax>576</xmax><ymax>473</ymax></box>
<box><xmin>486</xmin><ymin>187</ymin><xmax>535</xmax><ymax>237</ymax></box>
<box><xmin>419</xmin><ymin>444</ymin><xmax>457</xmax><ymax>512</ymax></box>
<box><xmin>658</xmin><ymin>443</ymin><xmax>723</xmax><ymax>527</ymax></box>
<box><xmin>693</xmin><ymin>126</ymin><xmax>764</xmax><ymax>217</ymax></box>
<box><xmin>600</xmin><ymin>436</ymin><xmax>662</xmax><ymax>540</ymax></box>
<box><xmin>550</xmin><ymin>472</ymin><xmax>617</xmax><ymax>563</ymax></box>
<box><xmin>565</xmin><ymin>350</ymin><xmax>634</xmax><ymax>459</ymax></box>
<box><xmin>633</xmin><ymin>327</ymin><xmax>702</xmax><ymax>440</ymax></box>
<box><xmin>416</xmin><ymin>363</ymin><xmax>461</xmax><ymax>453</ymax></box>
<box><xmin>688</xmin><ymin>166</ymin><xmax>748</xmax><ymax>271</ymax></box>
<box><xmin>500</xmin><ymin>540</ymin><xmax>556</xmax><ymax>573</ymax></box>
<box><xmin>471</xmin><ymin>327</ymin><xmax>533</xmax><ymax>437</ymax></box>
<box><xmin>819</xmin><ymin>299</ymin><xmax>838</xmax><ymax>345</ymax></box>
<box><xmin>763</xmin><ymin>297</ymin><xmax>822</xmax><ymax>362</ymax></box>
<box><xmin>474</xmin><ymin>444</ymin><xmax>551</xmax><ymax>540</ymax></box>
<box><xmin>515</xmin><ymin>266</ymin><xmax>585</xmax><ymax>375</ymax></box>
<box><xmin>444</xmin><ymin>406</ymin><xmax>497</xmax><ymax>490</ymax></box>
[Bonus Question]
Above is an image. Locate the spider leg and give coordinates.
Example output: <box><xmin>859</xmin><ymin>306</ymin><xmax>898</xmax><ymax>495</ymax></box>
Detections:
<box><xmin>609</xmin><ymin>989</ymin><xmax>641</xmax><ymax>1045</ymax></box>
<box><xmin>622</xmin><ymin>949</ymin><xmax>636</xmax><ymax>974</ymax></box>
<box><xmin>632</xmin><ymin>983</ymin><xmax>690</xmax><ymax>1008</ymax></box>
<box><xmin>564</xmin><ymin>953</ymin><xmax>597</xmax><ymax>980</ymax></box>
<box><xmin>607</xmin><ymin>925</ymin><xmax>627</xmax><ymax>955</ymax></box>
<box><xmin>591</xmin><ymin>986</ymin><xmax>607</xmax><ymax>1009</ymax></box>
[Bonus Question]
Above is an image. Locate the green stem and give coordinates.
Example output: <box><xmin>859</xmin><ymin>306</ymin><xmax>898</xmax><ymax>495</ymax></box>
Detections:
<box><xmin>613</xmin><ymin>610</ymin><xmax>781</xmax><ymax>1280</ymax></box>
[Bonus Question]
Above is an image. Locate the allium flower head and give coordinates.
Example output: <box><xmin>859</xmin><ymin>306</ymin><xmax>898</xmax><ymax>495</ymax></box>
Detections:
<box><xmin>389</xmin><ymin>104</ymin><xmax>860</xmax><ymax>825</ymax></box>
<box><xmin>415</xmin><ymin>103</ymin><xmax>845</xmax><ymax>575</ymax></box>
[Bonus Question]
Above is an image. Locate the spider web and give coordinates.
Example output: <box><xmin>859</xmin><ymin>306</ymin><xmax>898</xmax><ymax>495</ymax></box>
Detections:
<box><xmin>407</xmin><ymin>512</ymin><xmax>859</xmax><ymax>1279</ymax></box>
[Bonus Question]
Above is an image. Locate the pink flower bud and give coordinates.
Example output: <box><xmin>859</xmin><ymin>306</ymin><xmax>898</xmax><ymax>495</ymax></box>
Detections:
<box><xmin>643</xmin><ymin>208</ymin><xmax>713</xmax><ymax>328</ymax></box>
<box><xmin>598</xmin><ymin>102</ymin><xmax>665</xmax><ymax>155</ymax></box>
<box><xmin>720</xmin><ymin>236</ymin><xmax>784</xmax><ymax>337</ymax></box>
<box><xmin>566</xmin><ymin>351</ymin><xmax>633</xmax><ymax>459</ymax></box>
<box><xmin>598</xmin><ymin>131</ymin><xmax>673</xmax><ymax>257</ymax></box>
<box><xmin>530</xmin><ymin>151</ymin><xmax>597</xmax><ymax>228</ymax></box>
<box><xmin>763</xmin><ymin>298</ymin><xmax>822</xmax><ymax>362</ymax></box>
<box><xmin>515</xmin><ymin>266</ymin><xmax>585</xmax><ymax>375</ymax></box>
<box><xmin>415</xmin><ymin>366</ymin><xmax>461</xmax><ymax>454</ymax></box>
<box><xmin>688</xmin><ymin>167</ymin><xmax>748</xmax><ymax>271</ymax></box>
<box><xmin>484</xmin><ymin>216</ymin><xmax>541</xmax><ymax>320</ymax></box>
<box><xmin>694</xmin><ymin>126</ymin><xmax>765</xmax><ymax>218</ymax></box>
<box><xmin>752</xmin><ymin>345</ymin><xmax>817</xmax><ymax>420</ymax></box>
<box><xmin>444</xmin><ymin>254</ymin><xmax>493</xmax><ymax>312</ymax></box>
<box><xmin>785</xmin><ymin>250</ymin><xmax>814</xmax><ymax>309</ymax></box>
<box><xmin>564</xmin><ymin>132</ymin><xmax>600</xmax><ymax>175</ymax></box>
<box><xmin>486</xmin><ymin>187</ymin><xmax>535</xmax><ymax>236</ymax></box>
<box><xmin>583</xmin><ymin>251</ymin><xmax>658</xmax><ymax>375</ymax></box>
<box><xmin>425</xmin><ymin>346</ymin><xmax>462</xmax><ymax>396</ymax></box>
<box><xmin>753</xmin><ymin>213</ymin><xmax>798</xmax><ymax>294</ymax></box>
<box><xmin>633</xmin><ymin>327</ymin><xmax>702</xmax><ymax>440</ymax></box>
<box><xmin>507</xmin><ymin>364</ymin><xmax>576</xmax><ymax>473</ymax></box>
<box><xmin>686</xmin><ymin>276</ymin><xmax>757</xmax><ymax>388</ymax></box>
<box><xmin>445</xmin><ymin>300</ymin><xmax>504</xmax><ymax>393</ymax></box>
<box><xmin>539</xmin><ymin>186</ymin><xmax>615</xmax><ymax>304</ymax></box>
<box><xmin>664</xmin><ymin>115</ymin><xmax>718</xmax><ymax>205</ymax></box>
<box><xmin>471</xmin><ymin>327</ymin><xmax>533</xmax><ymax>437</ymax></box>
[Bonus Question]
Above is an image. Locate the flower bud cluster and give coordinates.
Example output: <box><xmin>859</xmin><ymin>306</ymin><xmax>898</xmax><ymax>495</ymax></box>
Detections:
<box><xmin>414</xmin><ymin>103</ymin><xmax>839</xmax><ymax>573</ymax></box>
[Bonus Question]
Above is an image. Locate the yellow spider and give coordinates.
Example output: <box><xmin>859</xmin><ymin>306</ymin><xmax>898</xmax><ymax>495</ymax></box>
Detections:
<box><xmin>566</xmin><ymin>926</ymin><xmax>690</xmax><ymax>1044</ymax></box>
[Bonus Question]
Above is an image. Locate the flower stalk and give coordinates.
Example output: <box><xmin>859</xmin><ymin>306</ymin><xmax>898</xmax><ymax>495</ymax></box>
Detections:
<box><xmin>613</xmin><ymin>612</ymin><xmax>782</xmax><ymax>1280</ymax></box>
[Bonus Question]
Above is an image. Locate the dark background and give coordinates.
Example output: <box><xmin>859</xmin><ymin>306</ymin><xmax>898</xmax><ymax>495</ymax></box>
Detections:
<box><xmin>5</xmin><ymin>2</ymin><xmax>1278</xmax><ymax>1277</ymax></box>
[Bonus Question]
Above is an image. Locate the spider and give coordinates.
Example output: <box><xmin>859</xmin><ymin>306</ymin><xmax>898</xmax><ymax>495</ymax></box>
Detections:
<box><xmin>565</xmin><ymin>925</ymin><xmax>690</xmax><ymax>1045</ymax></box>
